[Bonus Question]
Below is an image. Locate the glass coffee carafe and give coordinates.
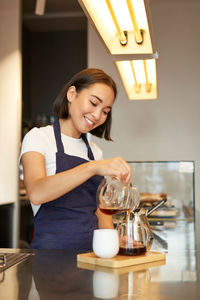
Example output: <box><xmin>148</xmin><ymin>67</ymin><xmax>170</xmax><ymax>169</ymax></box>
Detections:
<box><xmin>118</xmin><ymin>211</ymin><xmax>153</xmax><ymax>256</ymax></box>
<box><xmin>97</xmin><ymin>176</ymin><xmax>140</xmax><ymax>215</ymax></box>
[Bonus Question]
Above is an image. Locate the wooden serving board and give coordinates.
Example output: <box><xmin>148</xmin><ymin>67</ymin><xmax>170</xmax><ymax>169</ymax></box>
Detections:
<box><xmin>77</xmin><ymin>251</ymin><xmax>166</xmax><ymax>269</ymax></box>
<box><xmin>77</xmin><ymin>259</ymin><xmax>166</xmax><ymax>274</ymax></box>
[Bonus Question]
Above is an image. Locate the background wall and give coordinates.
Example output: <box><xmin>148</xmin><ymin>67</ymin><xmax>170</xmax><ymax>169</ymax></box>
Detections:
<box><xmin>0</xmin><ymin>0</ymin><xmax>21</xmax><ymax>246</ymax></box>
<box><xmin>88</xmin><ymin>0</ymin><xmax>200</xmax><ymax>211</ymax></box>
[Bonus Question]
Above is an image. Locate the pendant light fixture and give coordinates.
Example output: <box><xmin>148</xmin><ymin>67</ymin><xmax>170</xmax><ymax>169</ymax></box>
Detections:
<box><xmin>115</xmin><ymin>57</ymin><xmax>157</xmax><ymax>100</ymax></box>
<box><xmin>78</xmin><ymin>0</ymin><xmax>155</xmax><ymax>55</ymax></box>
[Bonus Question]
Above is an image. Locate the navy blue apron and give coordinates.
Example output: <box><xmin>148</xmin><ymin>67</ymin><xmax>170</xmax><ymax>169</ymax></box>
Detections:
<box><xmin>31</xmin><ymin>118</ymin><xmax>103</xmax><ymax>250</ymax></box>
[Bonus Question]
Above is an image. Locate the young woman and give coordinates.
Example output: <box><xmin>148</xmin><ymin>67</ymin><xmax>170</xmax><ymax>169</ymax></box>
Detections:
<box><xmin>20</xmin><ymin>68</ymin><xmax>132</xmax><ymax>250</ymax></box>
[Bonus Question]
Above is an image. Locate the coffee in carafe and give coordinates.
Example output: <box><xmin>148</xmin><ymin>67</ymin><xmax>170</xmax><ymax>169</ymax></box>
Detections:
<box><xmin>119</xmin><ymin>241</ymin><xmax>146</xmax><ymax>256</ymax></box>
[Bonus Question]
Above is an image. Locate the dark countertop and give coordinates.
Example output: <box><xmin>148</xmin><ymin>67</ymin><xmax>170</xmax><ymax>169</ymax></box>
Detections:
<box><xmin>0</xmin><ymin>215</ymin><xmax>200</xmax><ymax>300</ymax></box>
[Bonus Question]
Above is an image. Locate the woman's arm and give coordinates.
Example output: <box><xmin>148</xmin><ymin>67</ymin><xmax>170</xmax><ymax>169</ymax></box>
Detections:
<box><xmin>21</xmin><ymin>151</ymin><xmax>96</xmax><ymax>205</ymax></box>
<box><xmin>95</xmin><ymin>208</ymin><xmax>114</xmax><ymax>229</ymax></box>
<box><xmin>21</xmin><ymin>151</ymin><xmax>132</xmax><ymax>206</ymax></box>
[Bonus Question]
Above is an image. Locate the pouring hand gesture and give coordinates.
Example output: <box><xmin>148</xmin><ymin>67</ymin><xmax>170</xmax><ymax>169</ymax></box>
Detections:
<box><xmin>90</xmin><ymin>157</ymin><xmax>132</xmax><ymax>185</ymax></box>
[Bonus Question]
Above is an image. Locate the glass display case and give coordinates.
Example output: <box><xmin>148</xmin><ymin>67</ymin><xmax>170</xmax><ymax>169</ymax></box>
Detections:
<box><xmin>128</xmin><ymin>161</ymin><xmax>194</xmax><ymax>222</ymax></box>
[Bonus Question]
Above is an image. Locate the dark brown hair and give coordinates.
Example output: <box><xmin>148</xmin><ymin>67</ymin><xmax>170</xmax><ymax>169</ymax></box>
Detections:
<box><xmin>53</xmin><ymin>68</ymin><xmax>117</xmax><ymax>141</ymax></box>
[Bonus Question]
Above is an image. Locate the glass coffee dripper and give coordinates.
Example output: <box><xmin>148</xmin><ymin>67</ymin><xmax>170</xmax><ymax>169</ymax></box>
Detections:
<box><xmin>96</xmin><ymin>176</ymin><xmax>140</xmax><ymax>215</ymax></box>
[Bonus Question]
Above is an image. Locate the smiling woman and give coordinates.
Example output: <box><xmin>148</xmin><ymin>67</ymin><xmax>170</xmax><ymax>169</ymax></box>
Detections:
<box><xmin>20</xmin><ymin>68</ymin><xmax>132</xmax><ymax>250</ymax></box>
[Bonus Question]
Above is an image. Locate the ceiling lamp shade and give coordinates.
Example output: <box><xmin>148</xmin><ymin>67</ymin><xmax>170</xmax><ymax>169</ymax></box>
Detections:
<box><xmin>115</xmin><ymin>58</ymin><xmax>157</xmax><ymax>100</ymax></box>
<box><xmin>78</xmin><ymin>0</ymin><xmax>155</xmax><ymax>55</ymax></box>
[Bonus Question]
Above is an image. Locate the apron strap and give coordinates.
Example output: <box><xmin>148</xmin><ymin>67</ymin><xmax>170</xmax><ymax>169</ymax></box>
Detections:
<box><xmin>53</xmin><ymin>118</ymin><xmax>64</xmax><ymax>153</ymax></box>
<box><xmin>53</xmin><ymin>118</ymin><xmax>95</xmax><ymax>160</ymax></box>
<box><xmin>81</xmin><ymin>134</ymin><xmax>95</xmax><ymax>161</ymax></box>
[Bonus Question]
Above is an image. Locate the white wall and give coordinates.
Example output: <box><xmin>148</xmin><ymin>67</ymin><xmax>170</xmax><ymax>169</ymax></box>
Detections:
<box><xmin>88</xmin><ymin>0</ymin><xmax>200</xmax><ymax>211</ymax></box>
<box><xmin>0</xmin><ymin>0</ymin><xmax>22</xmax><ymax>245</ymax></box>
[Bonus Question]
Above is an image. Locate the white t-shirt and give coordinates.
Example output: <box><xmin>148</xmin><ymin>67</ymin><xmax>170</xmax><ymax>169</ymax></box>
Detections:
<box><xmin>20</xmin><ymin>125</ymin><xmax>103</xmax><ymax>215</ymax></box>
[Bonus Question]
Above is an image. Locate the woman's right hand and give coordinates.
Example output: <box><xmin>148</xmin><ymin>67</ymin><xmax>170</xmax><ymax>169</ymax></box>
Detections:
<box><xmin>90</xmin><ymin>157</ymin><xmax>132</xmax><ymax>184</ymax></box>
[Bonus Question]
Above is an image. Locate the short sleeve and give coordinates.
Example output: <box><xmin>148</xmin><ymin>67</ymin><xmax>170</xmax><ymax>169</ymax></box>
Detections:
<box><xmin>19</xmin><ymin>128</ymin><xmax>46</xmax><ymax>161</ymax></box>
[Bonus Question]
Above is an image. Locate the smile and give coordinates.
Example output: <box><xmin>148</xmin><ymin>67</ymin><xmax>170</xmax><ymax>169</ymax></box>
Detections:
<box><xmin>84</xmin><ymin>116</ymin><xmax>94</xmax><ymax>127</ymax></box>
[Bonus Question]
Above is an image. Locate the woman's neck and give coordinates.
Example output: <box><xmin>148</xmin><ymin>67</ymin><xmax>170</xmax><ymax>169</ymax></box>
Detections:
<box><xmin>59</xmin><ymin>118</ymin><xmax>81</xmax><ymax>138</ymax></box>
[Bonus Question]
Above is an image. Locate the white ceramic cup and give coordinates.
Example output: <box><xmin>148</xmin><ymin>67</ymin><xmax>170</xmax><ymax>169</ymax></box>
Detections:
<box><xmin>92</xmin><ymin>229</ymin><xmax>119</xmax><ymax>259</ymax></box>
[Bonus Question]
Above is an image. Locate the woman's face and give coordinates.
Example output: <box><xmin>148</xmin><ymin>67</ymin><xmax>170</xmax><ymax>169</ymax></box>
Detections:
<box><xmin>67</xmin><ymin>83</ymin><xmax>115</xmax><ymax>137</ymax></box>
